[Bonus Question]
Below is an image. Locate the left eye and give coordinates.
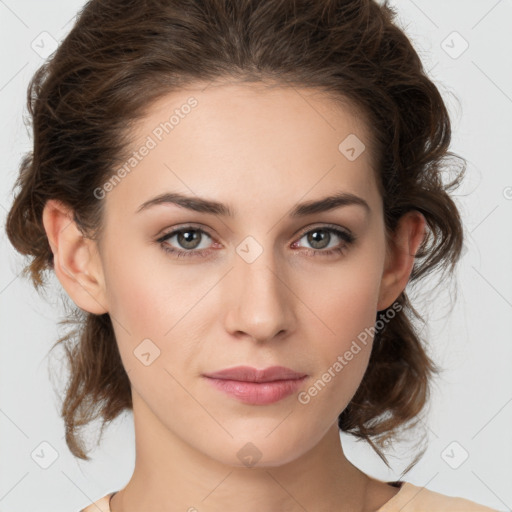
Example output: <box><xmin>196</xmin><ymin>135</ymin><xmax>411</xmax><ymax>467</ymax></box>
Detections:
<box><xmin>157</xmin><ymin>225</ymin><xmax>355</xmax><ymax>259</ymax></box>
<box><xmin>294</xmin><ymin>227</ymin><xmax>353</xmax><ymax>251</ymax></box>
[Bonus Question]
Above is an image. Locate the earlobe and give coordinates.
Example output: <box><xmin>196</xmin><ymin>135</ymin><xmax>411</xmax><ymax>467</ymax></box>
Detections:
<box><xmin>377</xmin><ymin>210</ymin><xmax>426</xmax><ymax>311</ymax></box>
<box><xmin>42</xmin><ymin>199</ymin><xmax>108</xmax><ymax>315</ymax></box>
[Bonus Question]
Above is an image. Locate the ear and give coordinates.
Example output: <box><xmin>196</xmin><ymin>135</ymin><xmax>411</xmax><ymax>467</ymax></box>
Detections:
<box><xmin>42</xmin><ymin>199</ymin><xmax>108</xmax><ymax>314</ymax></box>
<box><xmin>377</xmin><ymin>210</ymin><xmax>426</xmax><ymax>311</ymax></box>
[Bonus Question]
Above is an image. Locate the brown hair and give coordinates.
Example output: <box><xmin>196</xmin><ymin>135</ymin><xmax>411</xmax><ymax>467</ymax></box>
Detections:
<box><xmin>5</xmin><ymin>0</ymin><xmax>465</xmax><ymax>472</ymax></box>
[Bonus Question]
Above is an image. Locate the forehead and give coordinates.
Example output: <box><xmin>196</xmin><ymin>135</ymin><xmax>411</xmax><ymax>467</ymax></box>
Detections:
<box><xmin>104</xmin><ymin>81</ymin><xmax>380</xmax><ymax>219</ymax></box>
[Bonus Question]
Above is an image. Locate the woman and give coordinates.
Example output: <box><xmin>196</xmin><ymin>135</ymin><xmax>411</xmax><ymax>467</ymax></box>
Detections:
<box><xmin>5</xmin><ymin>0</ymin><xmax>498</xmax><ymax>510</ymax></box>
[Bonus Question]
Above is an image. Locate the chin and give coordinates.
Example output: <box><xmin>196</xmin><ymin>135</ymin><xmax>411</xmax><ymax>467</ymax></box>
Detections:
<box><xmin>205</xmin><ymin>433</ymin><xmax>311</xmax><ymax>469</ymax></box>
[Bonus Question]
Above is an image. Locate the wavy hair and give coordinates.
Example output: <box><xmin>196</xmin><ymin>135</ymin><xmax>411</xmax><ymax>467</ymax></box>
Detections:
<box><xmin>5</xmin><ymin>0</ymin><xmax>465</xmax><ymax>472</ymax></box>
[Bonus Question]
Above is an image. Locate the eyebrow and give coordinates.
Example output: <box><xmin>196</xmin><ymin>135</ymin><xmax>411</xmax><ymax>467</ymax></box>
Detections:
<box><xmin>135</xmin><ymin>191</ymin><xmax>371</xmax><ymax>217</ymax></box>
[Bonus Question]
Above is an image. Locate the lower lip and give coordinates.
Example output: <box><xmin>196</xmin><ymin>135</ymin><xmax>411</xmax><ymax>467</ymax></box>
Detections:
<box><xmin>204</xmin><ymin>376</ymin><xmax>307</xmax><ymax>405</ymax></box>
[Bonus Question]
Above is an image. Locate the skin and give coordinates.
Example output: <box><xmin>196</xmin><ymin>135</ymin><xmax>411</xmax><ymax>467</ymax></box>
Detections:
<box><xmin>42</xmin><ymin>81</ymin><xmax>425</xmax><ymax>512</ymax></box>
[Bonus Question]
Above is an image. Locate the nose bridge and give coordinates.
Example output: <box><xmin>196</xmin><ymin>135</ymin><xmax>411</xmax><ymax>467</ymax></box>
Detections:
<box><xmin>225</xmin><ymin>237</ymin><xmax>294</xmax><ymax>341</ymax></box>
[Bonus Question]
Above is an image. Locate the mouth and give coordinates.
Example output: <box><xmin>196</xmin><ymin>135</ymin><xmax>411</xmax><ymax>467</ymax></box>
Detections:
<box><xmin>202</xmin><ymin>365</ymin><xmax>307</xmax><ymax>382</ymax></box>
<box><xmin>202</xmin><ymin>365</ymin><xmax>308</xmax><ymax>405</ymax></box>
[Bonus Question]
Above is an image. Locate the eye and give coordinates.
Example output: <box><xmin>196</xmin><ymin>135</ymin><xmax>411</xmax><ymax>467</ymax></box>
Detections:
<box><xmin>156</xmin><ymin>223</ymin><xmax>355</xmax><ymax>259</ymax></box>
<box><xmin>292</xmin><ymin>225</ymin><xmax>355</xmax><ymax>257</ymax></box>
<box><xmin>157</xmin><ymin>225</ymin><xmax>214</xmax><ymax>258</ymax></box>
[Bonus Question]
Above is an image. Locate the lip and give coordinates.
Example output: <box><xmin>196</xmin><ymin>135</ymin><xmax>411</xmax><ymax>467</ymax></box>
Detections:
<box><xmin>203</xmin><ymin>365</ymin><xmax>307</xmax><ymax>382</ymax></box>
<box><xmin>202</xmin><ymin>366</ymin><xmax>308</xmax><ymax>405</ymax></box>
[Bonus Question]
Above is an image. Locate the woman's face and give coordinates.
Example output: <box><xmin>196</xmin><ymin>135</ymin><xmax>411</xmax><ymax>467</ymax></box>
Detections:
<box><xmin>92</xmin><ymin>82</ymin><xmax>396</xmax><ymax>467</ymax></box>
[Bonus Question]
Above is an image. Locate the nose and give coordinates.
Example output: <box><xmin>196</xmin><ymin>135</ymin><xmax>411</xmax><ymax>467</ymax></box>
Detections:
<box><xmin>223</xmin><ymin>248</ymin><xmax>297</xmax><ymax>344</ymax></box>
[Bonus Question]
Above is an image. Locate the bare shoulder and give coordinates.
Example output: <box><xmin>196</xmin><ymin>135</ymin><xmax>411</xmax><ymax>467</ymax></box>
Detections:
<box><xmin>376</xmin><ymin>481</ymin><xmax>499</xmax><ymax>512</ymax></box>
<box><xmin>364</xmin><ymin>478</ymin><xmax>403</xmax><ymax>511</ymax></box>
<box><xmin>79</xmin><ymin>492</ymin><xmax>115</xmax><ymax>512</ymax></box>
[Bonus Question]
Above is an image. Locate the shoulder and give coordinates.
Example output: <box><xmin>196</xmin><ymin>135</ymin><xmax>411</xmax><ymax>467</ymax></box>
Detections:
<box><xmin>377</xmin><ymin>481</ymin><xmax>499</xmax><ymax>512</ymax></box>
<box><xmin>79</xmin><ymin>491</ymin><xmax>116</xmax><ymax>512</ymax></box>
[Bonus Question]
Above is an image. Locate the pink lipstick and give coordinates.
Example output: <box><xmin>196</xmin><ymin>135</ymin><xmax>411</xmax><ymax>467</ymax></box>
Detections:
<box><xmin>203</xmin><ymin>365</ymin><xmax>308</xmax><ymax>405</ymax></box>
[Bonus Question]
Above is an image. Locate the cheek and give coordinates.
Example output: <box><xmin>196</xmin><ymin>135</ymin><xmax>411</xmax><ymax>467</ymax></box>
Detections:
<box><xmin>299</xmin><ymin>246</ymin><xmax>384</xmax><ymax>348</ymax></box>
<box><xmin>294</xmin><ymin>245</ymin><xmax>384</xmax><ymax>408</ymax></box>
<box><xmin>102</xmin><ymin>241</ymin><xmax>213</xmax><ymax>377</ymax></box>
<box><xmin>104</xmin><ymin>262</ymin><xmax>165</xmax><ymax>338</ymax></box>
<box><xmin>102</xmin><ymin>229</ymin><xmax>193</xmax><ymax>335</ymax></box>
<box><xmin>99</xmin><ymin>237</ymin><xmax>172</xmax><ymax>373</ymax></box>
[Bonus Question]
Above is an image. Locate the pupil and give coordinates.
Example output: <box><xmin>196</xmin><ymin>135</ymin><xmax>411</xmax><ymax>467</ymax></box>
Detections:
<box><xmin>308</xmin><ymin>229</ymin><xmax>329</xmax><ymax>249</ymax></box>
<box><xmin>179</xmin><ymin>230</ymin><xmax>200</xmax><ymax>248</ymax></box>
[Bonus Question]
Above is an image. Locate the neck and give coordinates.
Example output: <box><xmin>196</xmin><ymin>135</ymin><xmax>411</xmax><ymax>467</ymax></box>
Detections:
<box><xmin>112</xmin><ymin>390</ymin><xmax>372</xmax><ymax>512</ymax></box>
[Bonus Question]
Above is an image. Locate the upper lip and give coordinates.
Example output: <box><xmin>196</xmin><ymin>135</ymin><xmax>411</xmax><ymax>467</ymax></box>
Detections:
<box><xmin>203</xmin><ymin>365</ymin><xmax>307</xmax><ymax>383</ymax></box>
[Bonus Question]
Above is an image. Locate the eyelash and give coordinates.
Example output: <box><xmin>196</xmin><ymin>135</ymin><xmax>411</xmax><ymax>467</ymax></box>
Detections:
<box><xmin>156</xmin><ymin>223</ymin><xmax>356</xmax><ymax>260</ymax></box>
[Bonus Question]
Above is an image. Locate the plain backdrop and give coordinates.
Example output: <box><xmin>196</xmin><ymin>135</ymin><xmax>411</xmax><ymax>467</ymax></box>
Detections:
<box><xmin>1</xmin><ymin>1</ymin><xmax>511</xmax><ymax>511</ymax></box>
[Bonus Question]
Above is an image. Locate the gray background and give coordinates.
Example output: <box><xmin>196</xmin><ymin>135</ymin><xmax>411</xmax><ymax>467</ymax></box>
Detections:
<box><xmin>1</xmin><ymin>1</ymin><xmax>511</xmax><ymax>511</ymax></box>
